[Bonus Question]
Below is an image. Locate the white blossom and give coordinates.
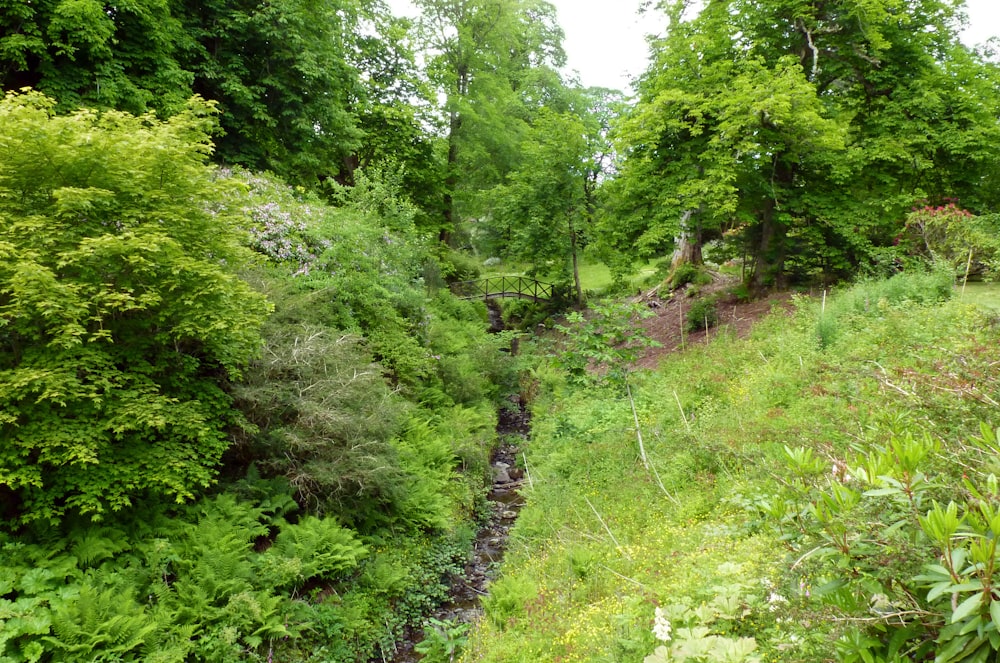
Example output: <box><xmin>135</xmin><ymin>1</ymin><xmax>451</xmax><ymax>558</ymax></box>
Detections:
<box><xmin>653</xmin><ymin>607</ymin><xmax>672</xmax><ymax>642</ymax></box>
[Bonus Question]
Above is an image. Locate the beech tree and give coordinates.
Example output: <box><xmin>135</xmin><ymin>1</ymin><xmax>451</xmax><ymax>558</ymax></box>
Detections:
<box><xmin>605</xmin><ymin>0</ymin><xmax>1000</xmax><ymax>289</ymax></box>
<box><xmin>414</xmin><ymin>0</ymin><xmax>566</xmax><ymax>239</ymax></box>
<box><xmin>0</xmin><ymin>91</ymin><xmax>270</xmax><ymax>525</ymax></box>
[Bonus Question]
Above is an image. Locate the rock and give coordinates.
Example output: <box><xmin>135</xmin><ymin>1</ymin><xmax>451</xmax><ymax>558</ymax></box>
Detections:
<box><xmin>493</xmin><ymin>464</ymin><xmax>511</xmax><ymax>483</ymax></box>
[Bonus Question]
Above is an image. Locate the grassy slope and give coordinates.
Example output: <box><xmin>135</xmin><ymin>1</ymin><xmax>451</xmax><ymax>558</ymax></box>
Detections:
<box><xmin>463</xmin><ymin>283</ymin><xmax>1000</xmax><ymax>662</ymax></box>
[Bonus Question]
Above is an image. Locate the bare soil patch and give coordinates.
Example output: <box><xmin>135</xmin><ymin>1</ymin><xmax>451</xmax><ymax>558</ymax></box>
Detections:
<box><xmin>632</xmin><ymin>276</ymin><xmax>796</xmax><ymax>370</ymax></box>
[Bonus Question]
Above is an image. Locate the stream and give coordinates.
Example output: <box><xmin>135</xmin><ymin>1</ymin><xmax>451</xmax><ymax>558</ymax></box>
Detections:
<box><xmin>389</xmin><ymin>396</ymin><xmax>531</xmax><ymax>663</ymax></box>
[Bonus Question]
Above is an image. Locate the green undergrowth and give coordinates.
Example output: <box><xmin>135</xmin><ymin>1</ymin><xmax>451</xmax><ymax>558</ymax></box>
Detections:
<box><xmin>463</xmin><ymin>270</ymin><xmax>1000</xmax><ymax>662</ymax></box>
<box><xmin>0</xmin><ymin>167</ymin><xmax>518</xmax><ymax>662</ymax></box>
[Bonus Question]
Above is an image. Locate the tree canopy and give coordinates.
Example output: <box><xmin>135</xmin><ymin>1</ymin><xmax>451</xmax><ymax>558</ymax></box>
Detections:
<box><xmin>601</xmin><ymin>0</ymin><xmax>1000</xmax><ymax>288</ymax></box>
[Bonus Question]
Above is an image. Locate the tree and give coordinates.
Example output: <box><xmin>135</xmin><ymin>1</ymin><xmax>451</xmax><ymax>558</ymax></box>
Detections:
<box><xmin>487</xmin><ymin>108</ymin><xmax>594</xmax><ymax>304</ymax></box>
<box><xmin>0</xmin><ymin>0</ymin><xmax>194</xmax><ymax>115</ymax></box>
<box><xmin>177</xmin><ymin>0</ymin><xmax>365</xmax><ymax>185</ymax></box>
<box><xmin>344</xmin><ymin>4</ymin><xmax>447</xmax><ymax>230</ymax></box>
<box><xmin>414</xmin><ymin>0</ymin><xmax>566</xmax><ymax>241</ymax></box>
<box><xmin>607</xmin><ymin>0</ymin><xmax>1000</xmax><ymax>290</ymax></box>
<box><xmin>0</xmin><ymin>0</ymin><xmax>398</xmax><ymax>188</ymax></box>
<box><xmin>0</xmin><ymin>91</ymin><xmax>270</xmax><ymax>525</ymax></box>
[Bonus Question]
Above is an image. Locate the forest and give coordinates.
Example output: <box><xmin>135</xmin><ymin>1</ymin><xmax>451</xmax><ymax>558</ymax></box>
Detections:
<box><xmin>2</xmin><ymin>0</ymin><xmax>1000</xmax><ymax>661</ymax></box>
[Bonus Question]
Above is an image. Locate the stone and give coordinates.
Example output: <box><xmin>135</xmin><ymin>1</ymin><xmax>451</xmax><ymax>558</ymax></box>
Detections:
<box><xmin>493</xmin><ymin>464</ymin><xmax>511</xmax><ymax>483</ymax></box>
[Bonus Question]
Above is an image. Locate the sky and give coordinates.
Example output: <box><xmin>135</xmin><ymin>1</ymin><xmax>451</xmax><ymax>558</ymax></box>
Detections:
<box><xmin>387</xmin><ymin>0</ymin><xmax>1000</xmax><ymax>93</ymax></box>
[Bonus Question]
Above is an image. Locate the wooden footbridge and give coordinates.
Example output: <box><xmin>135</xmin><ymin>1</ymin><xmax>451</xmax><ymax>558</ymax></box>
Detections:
<box><xmin>450</xmin><ymin>275</ymin><xmax>554</xmax><ymax>302</ymax></box>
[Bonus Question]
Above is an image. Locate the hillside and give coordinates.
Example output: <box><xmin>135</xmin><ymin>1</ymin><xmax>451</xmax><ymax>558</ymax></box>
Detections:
<box><xmin>463</xmin><ymin>272</ymin><xmax>1000</xmax><ymax>662</ymax></box>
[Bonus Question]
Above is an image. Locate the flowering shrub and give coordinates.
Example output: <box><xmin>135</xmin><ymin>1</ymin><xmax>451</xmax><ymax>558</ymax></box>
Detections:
<box><xmin>215</xmin><ymin>168</ymin><xmax>331</xmax><ymax>273</ymax></box>
<box><xmin>246</xmin><ymin>200</ymin><xmax>329</xmax><ymax>271</ymax></box>
<box><xmin>904</xmin><ymin>201</ymin><xmax>1000</xmax><ymax>277</ymax></box>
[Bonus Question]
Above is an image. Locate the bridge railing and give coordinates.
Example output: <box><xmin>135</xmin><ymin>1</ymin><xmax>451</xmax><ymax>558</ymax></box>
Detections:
<box><xmin>450</xmin><ymin>276</ymin><xmax>554</xmax><ymax>301</ymax></box>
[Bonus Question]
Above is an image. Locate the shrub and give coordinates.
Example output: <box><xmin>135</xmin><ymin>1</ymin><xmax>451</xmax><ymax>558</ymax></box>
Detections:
<box><xmin>685</xmin><ymin>296</ymin><xmax>719</xmax><ymax>333</ymax></box>
<box><xmin>668</xmin><ymin>262</ymin><xmax>713</xmax><ymax>290</ymax></box>
<box><xmin>0</xmin><ymin>91</ymin><xmax>270</xmax><ymax>525</ymax></box>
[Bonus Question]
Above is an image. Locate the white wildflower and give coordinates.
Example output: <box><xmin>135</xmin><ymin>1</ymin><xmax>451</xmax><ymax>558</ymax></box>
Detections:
<box><xmin>652</xmin><ymin>607</ymin><xmax>672</xmax><ymax>642</ymax></box>
<box><xmin>767</xmin><ymin>592</ymin><xmax>788</xmax><ymax>612</ymax></box>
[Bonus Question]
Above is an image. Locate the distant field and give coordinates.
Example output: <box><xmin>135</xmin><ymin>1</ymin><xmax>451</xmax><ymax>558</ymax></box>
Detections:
<box><xmin>956</xmin><ymin>281</ymin><xmax>1000</xmax><ymax>310</ymax></box>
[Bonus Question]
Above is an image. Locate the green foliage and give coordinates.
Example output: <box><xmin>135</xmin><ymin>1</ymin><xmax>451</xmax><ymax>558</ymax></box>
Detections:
<box><xmin>765</xmin><ymin>422</ymin><xmax>1000</xmax><ymax>663</ymax></box>
<box><xmin>685</xmin><ymin>297</ymin><xmax>719</xmax><ymax>333</ymax></box>
<box><xmin>260</xmin><ymin>516</ymin><xmax>367</xmax><ymax>591</ymax></box>
<box><xmin>554</xmin><ymin>301</ymin><xmax>660</xmax><ymax>390</ymax></box>
<box><xmin>0</xmin><ymin>91</ymin><xmax>270</xmax><ymax>525</ymax></box>
<box><xmin>482</xmin><ymin>575</ymin><xmax>539</xmax><ymax>629</ymax></box>
<box><xmin>42</xmin><ymin>582</ymin><xmax>159</xmax><ymax>662</ymax></box>
<box><xmin>415</xmin><ymin>618</ymin><xmax>470</xmax><ymax>663</ymax></box>
<box><xmin>606</xmin><ymin>0</ymin><xmax>1000</xmax><ymax>288</ymax></box>
<box><xmin>668</xmin><ymin>262</ymin><xmax>713</xmax><ymax>290</ymax></box>
<box><xmin>905</xmin><ymin>203</ymin><xmax>1000</xmax><ymax>278</ymax></box>
<box><xmin>644</xmin><ymin>598</ymin><xmax>761</xmax><ymax>663</ymax></box>
<box><xmin>392</xmin><ymin>406</ymin><xmax>495</xmax><ymax>531</ymax></box>
<box><xmin>0</xmin><ymin>489</ymin><xmax>334</xmax><ymax>662</ymax></box>
<box><xmin>485</xmin><ymin>108</ymin><xmax>596</xmax><ymax>302</ymax></box>
<box><xmin>416</xmin><ymin>0</ymin><xmax>568</xmax><ymax>231</ymax></box>
<box><xmin>815</xmin><ymin>268</ymin><xmax>954</xmax><ymax>348</ymax></box>
<box><xmin>0</xmin><ymin>0</ymin><xmax>194</xmax><ymax>115</ymax></box>
<box><xmin>464</xmin><ymin>275</ymin><xmax>1000</xmax><ymax>662</ymax></box>
<box><xmin>0</xmin><ymin>0</ymin><xmax>432</xmax><ymax>189</ymax></box>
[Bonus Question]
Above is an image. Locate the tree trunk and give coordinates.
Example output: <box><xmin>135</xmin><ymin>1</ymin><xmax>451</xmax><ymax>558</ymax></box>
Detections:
<box><xmin>441</xmin><ymin>108</ymin><xmax>461</xmax><ymax>245</ymax></box>
<box><xmin>750</xmin><ymin>156</ymin><xmax>793</xmax><ymax>293</ymax></box>
<box><xmin>750</xmin><ymin>198</ymin><xmax>788</xmax><ymax>293</ymax></box>
<box><xmin>441</xmin><ymin>65</ymin><xmax>468</xmax><ymax>246</ymax></box>
<box><xmin>670</xmin><ymin>210</ymin><xmax>703</xmax><ymax>269</ymax></box>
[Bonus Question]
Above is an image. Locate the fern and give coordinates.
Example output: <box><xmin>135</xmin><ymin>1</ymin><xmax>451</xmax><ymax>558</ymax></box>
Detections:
<box><xmin>69</xmin><ymin>527</ymin><xmax>131</xmax><ymax>569</ymax></box>
<box><xmin>42</xmin><ymin>582</ymin><xmax>156</xmax><ymax>661</ymax></box>
<box><xmin>259</xmin><ymin>516</ymin><xmax>367</xmax><ymax>589</ymax></box>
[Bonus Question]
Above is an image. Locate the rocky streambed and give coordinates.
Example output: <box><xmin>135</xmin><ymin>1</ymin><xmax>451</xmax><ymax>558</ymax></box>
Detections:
<box><xmin>390</xmin><ymin>400</ymin><xmax>530</xmax><ymax>662</ymax></box>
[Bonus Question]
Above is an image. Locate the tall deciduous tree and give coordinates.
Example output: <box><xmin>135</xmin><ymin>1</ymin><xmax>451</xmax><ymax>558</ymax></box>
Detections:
<box><xmin>414</xmin><ymin>0</ymin><xmax>566</xmax><ymax>240</ymax></box>
<box><xmin>177</xmin><ymin>0</ymin><xmax>365</xmax><ymax>185</ymax></box>
<box><xmin>606</xmin><ymin>0</ymin><xmax>1000</xmax><ymax>290</ymax></box>
<box><xmin>0</xmin><ymin>0</ymin><xmax>194</xmax><ymax>114</ymax></box>
<box><xmin>0</xmin><ymin>91</ymin><xmax>270</xmax><ymax>525</ymax></box>
<box><xmin>488</xmin><ymin>106</ymin><xmax>601</xmax><ymax>305</ymax></box>
<box><xmin>1</xmin><ymin>0</ymin><xmax>430</xmax><ymax>190</ymax></box>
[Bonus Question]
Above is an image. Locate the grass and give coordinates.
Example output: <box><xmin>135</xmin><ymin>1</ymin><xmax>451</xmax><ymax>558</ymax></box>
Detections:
<box><xmin>955</xmin><ymin>281</ymin><xmax>1000</xmax><ymax>310</ymax></box>
<box><xmin>462</xmin><ymin>276</ymin><xmax>1000</xmax><ymax>663</ymax></box>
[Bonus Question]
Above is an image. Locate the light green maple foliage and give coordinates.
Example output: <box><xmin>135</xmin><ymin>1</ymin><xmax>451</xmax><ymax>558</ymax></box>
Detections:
<box><xmin>0</xmin><ymin>90</ymin><xmax>270</xmax><ymax>525</ymax></box>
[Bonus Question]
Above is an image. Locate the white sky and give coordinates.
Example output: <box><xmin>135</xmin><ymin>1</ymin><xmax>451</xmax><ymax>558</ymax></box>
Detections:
<box><xmin>387</xmin><ymin>0</ymin><xmax>1000</xmax><ymax>92</ymax></box>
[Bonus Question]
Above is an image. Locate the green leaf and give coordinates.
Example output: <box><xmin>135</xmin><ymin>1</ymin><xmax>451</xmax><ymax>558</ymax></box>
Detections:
<box><xmin>935</xmin><ymin>633</ymin><xmax>974</xmax><ymax>663</ymax></box>
<box><xmin>952</xmin><ymin>592</ymin><xmax>984</xmax><ymax>624</ymax></box>
<box><xmin>989</xmin><ymin>599</ymin><xmax>1000</xmax><ymax>630</ymax></box>
<box><xmin>928</xmin><ymin>582</ymin><xmax>957</xmax><ymax>602</ymax></box>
